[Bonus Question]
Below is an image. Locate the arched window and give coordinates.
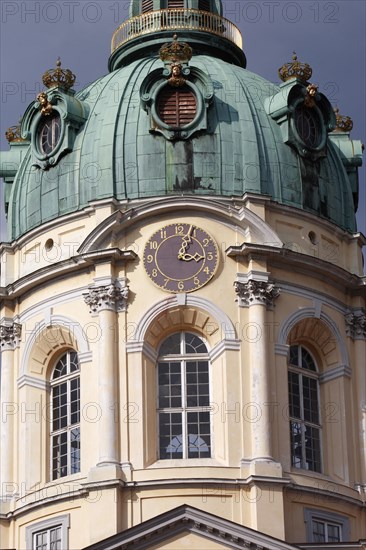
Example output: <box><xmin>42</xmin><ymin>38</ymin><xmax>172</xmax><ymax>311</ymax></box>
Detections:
<box><xmin>50</xmin><ymin>351</ymin><xmax>80</xmax><ymax>479</ymax></box>
<box><xmin>288</xmin><ymin>345</ymin><xmax>321</xmax><ymax>472</ymax></box>
<box><xmin>157</xmin><ymin>332</ymin><xmax>211</xmax><ymax>459</ymax></box>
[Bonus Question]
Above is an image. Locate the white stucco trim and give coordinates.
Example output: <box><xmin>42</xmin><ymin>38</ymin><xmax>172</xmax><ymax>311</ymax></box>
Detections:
<box><xmin>277</xmin><ymin>308</ymin><xmax>349</xmax><ymax>366</ymax></box>
<box><xmin>131</xmin><ymin>295</ymin><xmax>237</xmax><ymax>343</ymax></box>
<box><xmin>20</xmin><ymin>314</ymin><xmax>90</xmax><ymax>377</ymax></box>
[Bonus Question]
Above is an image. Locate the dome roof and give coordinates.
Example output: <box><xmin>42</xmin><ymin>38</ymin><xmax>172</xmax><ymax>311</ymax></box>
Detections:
<box><xmin>6</xmin><ymin>53</ymin><xmax>358</xmax><ymax>239</ymax></box>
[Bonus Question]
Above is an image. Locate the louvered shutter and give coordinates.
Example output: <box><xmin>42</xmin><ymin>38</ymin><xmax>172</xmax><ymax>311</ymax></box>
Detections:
<box><xmin>141</xmin><ymin>0</ymin><xmax>154</xmax><ymax>13</ymax></box>
<box><xmin>157</xmin><ymin>87</ymin><xmax>197</xmax><ymax>127</ymax></box>
<box><xmin>167</xmin><ymin>0</ymin><xmax>185</xmax><ymax>8</ymax></box>
<box><xmin>199</xmin><ymin>0</ymin><xmax>211</xmax><ymax>11</ymax></box>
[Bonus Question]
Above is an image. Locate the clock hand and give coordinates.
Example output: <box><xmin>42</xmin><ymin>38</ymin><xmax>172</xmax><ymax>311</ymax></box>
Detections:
<box><xmin>177</xmin><ymin>225</ymin><xmax>194</xmax><ymax>259</ymax></box>
<box><xmin>179</xmin><ymin>252</ymin><xmax>205</xmax><ymax>263</ymax></box>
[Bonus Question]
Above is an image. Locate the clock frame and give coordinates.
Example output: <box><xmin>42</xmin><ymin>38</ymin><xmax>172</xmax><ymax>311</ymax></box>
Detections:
<box><xmin>143</xmin><ymin>223</ymin><xmax>219</xmax><ymax>293</ymax></box>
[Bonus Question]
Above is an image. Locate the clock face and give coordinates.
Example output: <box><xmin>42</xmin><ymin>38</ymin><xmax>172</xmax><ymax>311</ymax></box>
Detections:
<box><xmin>143</xmin><ymin>223</ymin><xmax>219</xmax><ymax>293</ymax></box>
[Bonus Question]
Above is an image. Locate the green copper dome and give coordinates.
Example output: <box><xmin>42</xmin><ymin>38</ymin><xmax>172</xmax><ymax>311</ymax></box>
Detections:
<box><xmin>2</xmin><ymin>0</ymin><xmax>362</xmax><ymax>240</ymax></box>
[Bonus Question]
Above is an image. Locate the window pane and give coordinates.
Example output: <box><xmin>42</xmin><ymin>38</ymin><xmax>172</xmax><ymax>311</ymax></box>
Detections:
<box><xmin>52</xmin><ymin>382</ymin><xmax>68</xmax><ymax>431</ymax></box>
<box><xmin>290</xmin><ymin>421</ymin><xmax>303</xmax><ymax>468</ymax></box>
<box><xmin>327</xmin><ymin>523</ymin><xmax>341</xmax><ymax>542</ymax></box>
<box><xmin>289</xmin><ymin>345</ymin><xmax>299</xmax><ymax>366</ymax></box>
<box><xmin>288</xmin><ymin>371</ymin><xmax>300</xmax><ymax>418</ymax></box>
<box><xmin>52</xmin><ymin>356</ymin><xmax>67</xmax><ymax>379</ymax></box>
<box><xmin>159</xmin><ymin>334</ymin><xmax>181</xmax><ymax>355</ymax></box>
<box><xmin>34</xmin><ymin>531</ymin><xmax>48</xmax><ymax>550</ymax></box>
<box><xmin>52</xmin><ymin>432</ymin><xmax>68</xmax><ymax>479</ymax></box>
<box><xmin>301</xmin><ymin>348</ymin><xmax>316</xmax><ymax>371</ymax></box>
<box><xmin>313</xmin><ymin>520</ymin><xmax>326</xmax><ymax>542</ymax></box>
<box><xmin>158</xmin><ymin>362</ymin><xmax>181</xmax><ymax>408</ymax></box>
<box><xmin>185</xmin><ymin>333</ymin><xmax>207</xmax><ymax>354</ymax></box>
<box><xmin>69</xmin><ymin>352</ymin><xmax>79</xmax><ymax>373</ymax></box>
<box><xmin>302</xmin><ymin>376</ymin><xmax>319</xmax><ymax>424</ymax></box>
<box><xmin>71</xmin><ymin>427</ymin><xmax>80</xmax><ymax>474</ymax></box>
<box><xmin>186</xmin><ymin>361</ymin><xmax>209</xmax><ymax>407</ymax></box>
<box><xmin>187</xmin><ymin>411</ymin><xmax>211</xmax><ymax>458</ymax></box>
<box><xmin>70</xmin><ymin>377</ymin><xmax>80</xmax><ymax>425</ymax></box>
<box><xmin>305</xmin><ymin>425</ymin><xmax>321</xmax><ymax>472</ymax></box>
<box><xmin>159</xmin><ymin>413</ymin><xmax>183</xmax><ymax>459</ymax></box>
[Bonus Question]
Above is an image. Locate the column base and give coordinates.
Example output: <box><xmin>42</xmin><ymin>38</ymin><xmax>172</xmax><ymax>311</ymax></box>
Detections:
<box><xmin>241</xmin><ymin>458</ymin><xmax>283</xmax><ymax>478</ymax></box>
<box><xmin>87</xmin><ymin>463</ymin><xmax>124</xmax><ymax>484</ymax></box>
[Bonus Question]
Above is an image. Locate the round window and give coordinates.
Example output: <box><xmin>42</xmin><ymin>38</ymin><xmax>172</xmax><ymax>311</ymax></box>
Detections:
<box><xmin>294</xmin><ymin>106</ymin><xmax>322</xmax><ymax>149</ymax></box>
<box><xmin>157</xmin><ymin>86</ymin><xmax>197</xmax><ymax>127</ymax></box>
<box><xmin>38</xmin><ymin>111</ymin><xmax>61</xmax><ymax>155</ymax></box>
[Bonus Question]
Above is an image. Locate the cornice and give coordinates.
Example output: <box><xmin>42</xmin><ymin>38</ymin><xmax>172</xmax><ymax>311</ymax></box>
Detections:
<box><xmin>0</xmin><ymin>248</ymin><xmax>136</xmax><ymax>302</ymax></box>
<box><xmin>226</xmin><ymin>243</ymin><xmax>365</xmax><ymax>294</ymax></box>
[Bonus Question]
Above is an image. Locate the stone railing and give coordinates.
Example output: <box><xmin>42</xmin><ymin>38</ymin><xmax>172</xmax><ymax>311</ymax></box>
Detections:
<box><xmin>111</xmin><ymin>9</ymin><xmax>243</xmax><ymax>52</ymax></box>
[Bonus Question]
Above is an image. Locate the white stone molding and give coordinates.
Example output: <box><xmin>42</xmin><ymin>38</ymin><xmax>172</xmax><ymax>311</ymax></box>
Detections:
<box><xmin>277</xmin><ymin>307</ymin><xmax>349</xmax><ymax>367</ymax></box>
<box><xmin>17</xmin><ymin>374</ymin><xmax>49</xmax><ymax>391</ymax></box>
<box><xmin>345</xmin><ymin>310</ymin><xmax>366</xmax><ymax>339</ymax></box>
<box><xmin>234</xmin><ymin>278</ymin><xmax>280</xmax><ymax>308</ymax></box>
<box><xmin>20</xmin><ymin>315</ymin><xmax>91</xmax><ymax>377</ymax></box>
<box><xmin>209</xmin><ymin>338</ymin><xmax>241</xmax><ymax>362</ymax></box>
<box><xmin>78</xmin><ymin>196</ymin><xmax>283</xmax><ymax>254</ymax></box>
<box><xmin>125</xmin><ymin>341</ymin><xmax>158</xmax><ymax>363</ymax></box>
<box><xmin>83</xmin><ymin>282</ymin><xmax>129</xmax><ymax>314</ymax></box>
<box><xmin>131</xmin><ymin>295</ymin><xmax>237</xmax><ymax>342</ymax></box>
<box><xmin>0</xmin><ymin>320</ymin><xmax>22</xmax><ymax>350</ymax></box>
<box><xmin>319</xmin><ymin>364</ymin><xmax>352</xmax><ymax>383</ymax></box>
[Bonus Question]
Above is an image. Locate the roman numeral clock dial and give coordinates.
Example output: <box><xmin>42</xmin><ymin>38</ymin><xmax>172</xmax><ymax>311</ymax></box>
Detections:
<box><xmin>143</xmin><ymin>223</ymin><xmax>219</xmax><ymax>293</ymax></box>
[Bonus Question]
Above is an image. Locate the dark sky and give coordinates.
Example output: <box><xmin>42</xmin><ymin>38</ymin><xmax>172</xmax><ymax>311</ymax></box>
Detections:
<box><xmin>1</xmin><ymin>0</ymin><xmax>365</xmax><ymax>246</ymax></box>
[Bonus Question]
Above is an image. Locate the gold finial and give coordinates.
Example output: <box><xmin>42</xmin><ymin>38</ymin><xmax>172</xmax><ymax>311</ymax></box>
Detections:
<box><xmin>159</xmin><ymin>35</ymin><xmax>193</xmax><ymax>64</ymax></box>
<box><xmin>5</xmin><ymin>119</ymin><xmax>27</xmax><ymax>143</ymax></box>
<box><xmin>42</xmin><ymin>57</ymin><xmax>76</xmax><ymax>90</ymax></box>
<box><xmin>333</xmin><ymin>107</ymin><xmax>353</xmax><ymax>133</ymax></box>
<box><xmin>278</xmin><ymin>52</ymin><xmax>313</xmax><ymax>83</ymax></box>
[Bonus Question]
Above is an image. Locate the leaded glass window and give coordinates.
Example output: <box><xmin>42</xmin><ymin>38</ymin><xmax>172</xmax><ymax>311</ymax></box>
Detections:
<box><xmin>157</xmin><ymin>332</ymin><xmax>211</xmax><ymax>459</ymax></box>
<box><xmin>51</xmin><ymin>351</ymin><xmax>80</xmax><ymax>479</ymax></box>
<box><xmin>38</xmin><ymin>111</ymin><xmax>61</xmax><ymax>155</ymax></box>
<box><xmin>288</xmin><ymin>345</ymin><xmax>321</xmax><ymax>472</ymax></box>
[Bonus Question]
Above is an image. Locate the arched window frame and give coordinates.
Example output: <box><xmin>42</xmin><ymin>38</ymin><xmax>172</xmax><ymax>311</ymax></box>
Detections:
<box><xmin>157</xmin><ymin>331</ymin><xmax>211</xmax><ymax>460</ymax></box>
<box><xmin>288</xmin><ymin>344</ymin><xmax>322</xmax><ymax>473</ymax></box>
<box><xmin>50</xmin><ymin>350</ymin><xmax>80</xmax><ymax>480</ymax></box>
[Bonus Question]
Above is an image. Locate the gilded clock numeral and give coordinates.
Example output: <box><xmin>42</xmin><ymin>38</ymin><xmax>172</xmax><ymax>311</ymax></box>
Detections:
<box><xmin>175</xmin><ymin>225</ymin><xmax>184</xmax><ymax>235</ymax></box>
<box><xmin>147</xmin><ymin>254</ymin><xmax>153</xmax><ymax>263</ymax></box>
<box><xmin>203</xmin><ymin>267</ymin><xmax>210</xmax><ymax>274</ymax></box>
<box><xmin>178</xmin><ymin>281</ymin><xmax>184</xmax><ymax>290</ymax></box>
<box><xmin>203</xmin><ymin>238</ymin><xmax>209</xmax><ymax>247</ymax></box>
<box><xmin>152</xmin><ymin>269</ymin><xmax>158</xmax><ymax>278</ymax></box>
<box><xmin>194</xmin><ymin>277</ymin><xmax>200</xmax><ymax>286</ymax></box>
<box><xmin>207</xmin><ymin>252</ymin><xmax>213</xmax><ymax>261</ymax></box>
<box><xmin>160</xmin><ymin>230</ymin><xmax>167</xmax><ymax>238</ymax></box>
<box><xmin>150</xmin><ymin>241</ymin><xmax>158</xmax><ymax>250</ymax></box>
<box><xmin>163</xmin><ymin>278</ymin><xmax>170</xmax><ymax>288</ymax></box>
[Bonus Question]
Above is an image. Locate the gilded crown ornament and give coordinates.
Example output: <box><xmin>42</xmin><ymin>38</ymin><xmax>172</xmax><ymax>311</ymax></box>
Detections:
<box><xmin>42</xmin><ymin>58</ymin><xmax>76</xmax><ymax>90</ymax></box>
<box><xmin>5</xmin><ymin>120</ymin><xmax>27</xmax><ymax>143</ymax></box>
<box><xmin>333</xmin><ymin>107</ymin><xmax>353</xmax><ymax>132</ymax></box>
<box><xmin>159</xmin><ymin>35</ymin><xmax>193</xmax><ymax>64</ymax></box>
<box><xmin>278</xmin><ymin>52</ymin><xmax>312</xmax><ymax>83</ymax></box>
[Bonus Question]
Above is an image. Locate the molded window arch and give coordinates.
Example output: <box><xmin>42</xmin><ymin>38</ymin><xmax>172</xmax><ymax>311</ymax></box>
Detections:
<box><xmin>50</xmin><ymin>350</ymin><xmax>80</xmax><ymax>479</ymax></box>
<box><xmin>157</xmin><ymin>331</ymin><xmax>211</xmax><ymax>459</ymax></box>
<box><xmin>288</xmin><ymin>344</ymin><xmax>322</xmax><ymax>473</ymax></box>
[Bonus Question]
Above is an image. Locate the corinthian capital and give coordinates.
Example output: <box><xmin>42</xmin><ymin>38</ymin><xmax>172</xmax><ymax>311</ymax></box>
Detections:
<box><xmin>345</xmin><ymin>311</ymin><xmax>366</xmax><ymax>339</ymax></box>
<box><xmin>234</xmin><ymin>279</ymin><xmax>280</xmax><ymax>308</ymax></box>
<box><xmin>83</xmin><ymin>283</ymin><xmax>129</xmax><ymax>314</ymax></box>
<box><xmin>0</xmin><ymin>322</ymin><xmax>22</xmax><ymax>350</ymax></box>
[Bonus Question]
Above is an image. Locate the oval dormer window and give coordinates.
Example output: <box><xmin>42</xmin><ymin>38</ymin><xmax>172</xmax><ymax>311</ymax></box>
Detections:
<box><xmin>157</xmin><ymin>86</ymin><xmax>197</xmax><ymax>127</ymax></box>
<box><xmin>294</xmin><ymin>105</ymin><xmax>322</xmax><ymax>149</ymax></box>
<box><xmin>38</xmin><ymin>111</ymin><xmax>61</xmax><ymax>155</ymax></box>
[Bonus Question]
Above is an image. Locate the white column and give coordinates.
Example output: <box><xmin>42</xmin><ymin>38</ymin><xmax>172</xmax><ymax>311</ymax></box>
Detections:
<box><xmin>0</xmin><ymin>321</ymin><xmax>21</xmax><ymax>496</ymax></box>
<box><xmin>235</xmin><ymin>277</ymin><xmax>280</xmax><ymax>461</ymax></box>
<box><xmin>84</xmin><ymin>283</ymin><xmax>129</xmax><ymax>466</ymax></box>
